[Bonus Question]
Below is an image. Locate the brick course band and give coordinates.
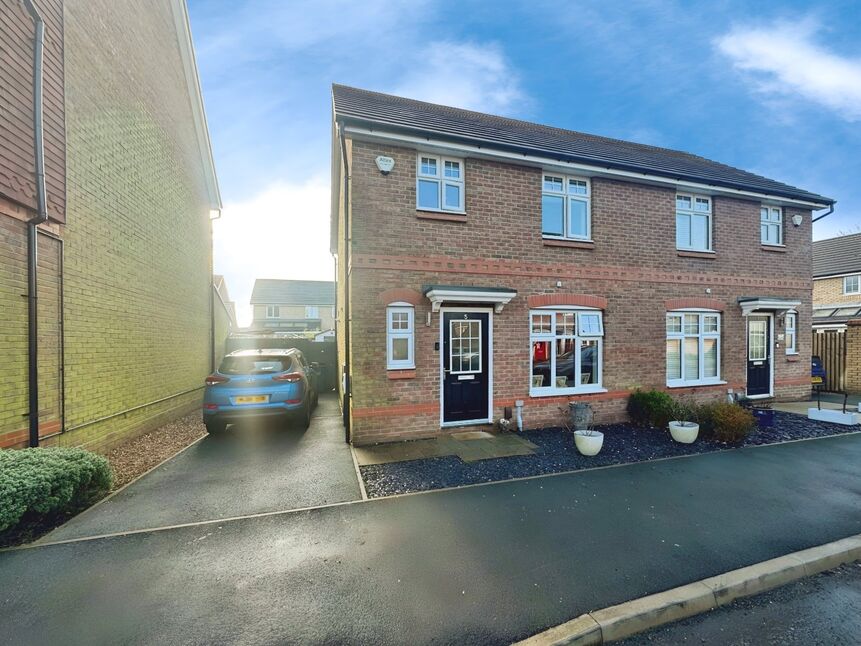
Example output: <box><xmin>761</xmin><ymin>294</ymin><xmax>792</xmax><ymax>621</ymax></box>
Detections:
<box><xmin>352</xmin><ymin>254</ymin><xmax>810</xmax><ymax>291</ymax></box>
<box><xmin>664</xmin><ymin>297</ymin><xmax>726</xmax><ymax>311</ymax></box>
<box><xmin>377</xmin><ymin>287</ymin><xmax>423</xmax><ymax>305</ymax></box>
<box><xmin>528</xmin><ymin>294</ymin><xmax>608</xmax><ymax>309</ymax></box>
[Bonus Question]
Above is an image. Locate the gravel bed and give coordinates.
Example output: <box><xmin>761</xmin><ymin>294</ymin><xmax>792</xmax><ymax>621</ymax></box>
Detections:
<box><xmin>360</xmin><ymin>411</ymin><xmax>858</xmax><ymax>498</ymax></box>
<box><xmin>105</xmin><ymin>412</ymin><xmax>205</xmax><ymax>490</ymax></box>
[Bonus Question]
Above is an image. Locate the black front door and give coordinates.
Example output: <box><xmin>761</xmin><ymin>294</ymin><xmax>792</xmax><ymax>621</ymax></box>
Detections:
<box><xmin>442</xmin><ymin>311</ymin><xmax>490</xmax><ymax>423</ymax></box>
<box><xmin>747</xmin><ymin>315</ymin><xmax>771</xmax><ymax>396</ymax></box>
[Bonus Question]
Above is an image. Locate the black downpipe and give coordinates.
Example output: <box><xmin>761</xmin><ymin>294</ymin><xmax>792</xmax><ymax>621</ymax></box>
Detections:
<box><xmin>812</xmin><ymin>204</ymin><xmax>835</xmax><ymax>223</ymax></box>
<box><xmin>339</xmin><ymin>125</ymin><xmax>351</xmax><ymax>442</ymax></box>
<box><xmin>23</xmin><ymin>0</ymin><xmax>49</xmax><ymax>448</ymax></box>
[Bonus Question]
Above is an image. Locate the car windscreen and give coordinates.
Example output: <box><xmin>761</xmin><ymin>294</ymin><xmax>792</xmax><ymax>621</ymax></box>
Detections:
<box><xmin>219</xmin><ymin>356</ymin><xmax>293</xmax><ymax>375</ymax></box>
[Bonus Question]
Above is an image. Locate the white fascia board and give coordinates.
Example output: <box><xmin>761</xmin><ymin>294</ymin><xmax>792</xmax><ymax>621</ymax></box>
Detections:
<box><xmin>425</xmin><ymin>288</ymin><xmax>516</xmax><ymax>313</ymax></box>
<box><xmin>344</xmin><ymin>126</ymin><xmax>830</xmax><ymax>210</ymax></box>
<box><xmin>169</xmin><ymin>0</ymin><xmax>222</xmax><ymax>210</ymax></box>
<box><xmin>813</xmin><ymin>271</ymin><xmax>861</xmax><ymax>280</ymax></box>
<box><xmin>739</xmin><ymin>299</ymin><xmax>802</xmax><ymax>316</ymax></box>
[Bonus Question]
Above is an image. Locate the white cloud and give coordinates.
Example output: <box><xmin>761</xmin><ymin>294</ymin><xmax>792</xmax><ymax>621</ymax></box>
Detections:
<box><xmin>213</xmin><ymin>178</ymin><xmax>333</xmax><ymax>327</ymax></box>
<box><xmin>715</xmin><ymin>20</ymin><xmax>861</xmax><ymax>121</ymax></box>
<box><xmin>392</xmin><ymin>41</ymin><xmax>527</xmax><ymax>115</ymax></box>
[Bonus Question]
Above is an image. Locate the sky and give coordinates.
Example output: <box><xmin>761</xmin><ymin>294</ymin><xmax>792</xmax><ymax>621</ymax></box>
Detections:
<box><xmin>187</xmin><ymin>0</ymin><xmax>861</xmax><ymax>326</ymax></box>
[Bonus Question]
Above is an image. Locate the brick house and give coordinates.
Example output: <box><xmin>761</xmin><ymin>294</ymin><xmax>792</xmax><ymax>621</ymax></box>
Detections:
<box><xmin>812</xmin><ymin>233</ymin><xmax>861</xmax><ymax>330</ymax></box>
<box><xmin>250</xmin><ymin>279</ymin><xmax>335</xmax><ymax>332</ymax></box>
<box><xmin>331</xmin><ymin>86</ymin><xmax>836</xmax><ymax>445</ymax></box>
<box><xmin>812</xmin><ymin>233</ymin><xmax>861</xmax><ymax>393</ymax></box>
<box><xmin>0</xmin><ymin>0</ymin><xmax>220</xmax><ymax>450</ymax></box>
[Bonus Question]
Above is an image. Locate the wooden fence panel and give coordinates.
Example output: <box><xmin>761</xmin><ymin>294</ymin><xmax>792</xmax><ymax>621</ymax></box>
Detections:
<box><xmin>812</xmin><ymin>330</ymin><xmax>846</xmax><ymax>392</ymax></box>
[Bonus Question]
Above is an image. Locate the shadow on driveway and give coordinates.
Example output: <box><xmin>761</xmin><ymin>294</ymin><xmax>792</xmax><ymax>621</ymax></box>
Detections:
<box><xmin>42</xmin><ymin>393</ymin><xmax>361</xmax><ymax>542</ymax></box>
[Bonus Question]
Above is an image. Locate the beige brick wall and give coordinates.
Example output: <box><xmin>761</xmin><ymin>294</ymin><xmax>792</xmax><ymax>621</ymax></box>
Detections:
<box><xmin>846</xmin><ymin>321</ymin><xmax>861</xmax><ymax>393</ymax></box>
<box><xmin>813</xmin><ymin>276</ymin><xmax>861</xmax><ymax>305</ymax></box>
<box><xmin>342</xmin><ymin>139</ymin><xmax>813</xmax><ymax>444</ymax></box>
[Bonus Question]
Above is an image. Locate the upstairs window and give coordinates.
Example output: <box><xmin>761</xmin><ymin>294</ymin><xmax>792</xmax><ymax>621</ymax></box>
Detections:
<box><xmin>676</xmin><ymin>194</ymin><xmax>712</xmax><ymax>252</ymax></box>
<box><xmin>666</xmin><ymin>311</ymin><xmax>721</xmax><ymax>386</ymax></box>
<box><xmin>386</xmin><ymin>304</ymin><xmax>415</xmax><ymax>369</ymax></box>
<box><xmin>416</xmin><ymin>155</ymin><xmax>464</xmax><ymax>212</ymax></box>
<box><xmin>844</xmin><ymin>275</ymin><xmax>861</xmax><ymax>295</ymax></box>
<box><xmin>761</xmin><ymin>206</ymin><xmax>783</xmax><ymax>245</ymax></box>
<box><xmin>305</xmin><ymin>306</ymin><xmax>319</xmax><ymax>319</ymax></box>
<box><xmin>542</xmin><ymin>174</ymin><xmax>591</xmax><ymax>240</ymax></box>
<box><xmin>530</xmin><ymin>309</ymin><xmax>603</xmax><ymax>395</ymax></box>
<box><xmin>785</xmin><ymin>312</ymin><xmax>797</xmax><ymax>354</ymax></box>
<box><xmin>266</xmin><ymin>306</ymin><xmax>279</xmax><ymax>318</ymax></box>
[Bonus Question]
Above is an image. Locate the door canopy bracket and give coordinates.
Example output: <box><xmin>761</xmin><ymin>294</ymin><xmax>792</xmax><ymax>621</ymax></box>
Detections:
<box><xmin>738</xmin><ymin>297</ymin><xmax>801</xmax><ymax>317</ymax></box>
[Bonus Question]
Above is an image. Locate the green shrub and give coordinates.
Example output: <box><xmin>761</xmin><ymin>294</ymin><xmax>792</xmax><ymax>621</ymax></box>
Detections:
<box><xmin>0</xmin><ymin>448</ymin><xmax>112</xmax><ymax>536</ymax></box>
<box><xmin>627</xmin><ymin>389</ymin><xmax>675</xmax><ymax>428</ymax></box>
<box><xmin>708</xmin><ymin>403</ymin><xmax>756</xmax><ymax>443</ymax></box>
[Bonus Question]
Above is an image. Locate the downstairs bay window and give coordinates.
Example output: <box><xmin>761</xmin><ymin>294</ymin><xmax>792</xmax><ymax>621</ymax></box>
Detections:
<box><xmin>530</xmin><ymin>309</ymin><xmax>604</xmax><ymax>395</ymax></box>
<box><xmin>666</xmin><ymin>311</ymin><xmax>721</xmax><ymax>387</ymax></box>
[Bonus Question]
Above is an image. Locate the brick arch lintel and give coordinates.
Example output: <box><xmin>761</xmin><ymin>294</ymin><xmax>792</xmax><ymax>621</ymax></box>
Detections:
<box><xmin>527</xmin><ymin>293</ymin><xmax>608</xmax><ymax>309</ymax></box>
<box><xmin>378</xmin><ymin>288</ymin><xmax>423</xmax><ymax>306</ymax></box>
<box><xmin>664</xmin><ymin>297</ymin><xmax>725</xmax><ymax>311</ymax></box>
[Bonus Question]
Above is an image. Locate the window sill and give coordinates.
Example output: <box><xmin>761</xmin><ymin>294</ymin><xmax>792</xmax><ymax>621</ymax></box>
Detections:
<box><xmin>667</xmin><ymin>380</ymin><xmax>726</xmax><ymax>389</ymax></box>
<box><xmin>785</xmin><ymin>354</ymin><xmax>800</xmax><ymax>362</ymax></box>
<box><xmin>761</xmin><ymin>244</ymin><xmax>787</xmax><ymax>253</ymax></box>
<box><xmin>543</xmin><ymin>238</ymin><xmax>595</xmax><ymax>249</ymax></box>
<box><xmin>677</xmin><ymin>249</ymin><xmax>715</xmax><ymax>259</ymax></box>
<box><xmin>529</xmin><ymin>386</ymin><xmax>607</xmax><ymax>398</ymax></box>
<box><xmin>387</xmin><ymin>369</ymin><xmax>416</xmax><ymax>379</ymax></box>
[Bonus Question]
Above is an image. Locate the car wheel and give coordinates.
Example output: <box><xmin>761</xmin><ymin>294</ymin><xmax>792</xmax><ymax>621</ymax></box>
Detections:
<box><xmin>205</xmin><ymin>420</ymin><xmax>227</xmax><ymax>434</ymax></box>
<box><xmin>295</xmin><ymin>403</ymin><xmax>311</xmax><ymax>430</ymax></box>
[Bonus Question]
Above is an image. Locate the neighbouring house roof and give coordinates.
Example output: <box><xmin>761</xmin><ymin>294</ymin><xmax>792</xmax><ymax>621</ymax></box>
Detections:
<box><xmin>332</xmin><ymin>84</ymin><xmax>833</xmax><ymax>207</ymax></box>
<box><xmin>813</xmin><ymin>233</ymin><xmax>861</xmax><ymax>278</ymax></box>
<box><xmin>251</xmin><ymin>279</ymin><xmax>335</xmax><ymax>306</ymax></box>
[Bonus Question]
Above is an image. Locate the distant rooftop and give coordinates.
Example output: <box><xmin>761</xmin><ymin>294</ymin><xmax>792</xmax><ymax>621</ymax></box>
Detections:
<box><xmin>332</xmin><ymin>84</ymin><xmax>833</xmax><ymax>206</ymax></box>
<box><xmin>250</xmin><ymin>279</ymin><xmax>335</xmax><ymax>305</ymax></box>
<box><xmin>813</xmin><ymin>232</ymin><xmax>861</xmax><ymax>278</ymax></box>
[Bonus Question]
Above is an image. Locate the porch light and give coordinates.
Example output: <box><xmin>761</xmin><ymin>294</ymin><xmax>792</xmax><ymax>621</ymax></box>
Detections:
<box><xmin>791</xmin><ymin>213</ymin><xmax>803</xmax><ymax>227</ymax></box>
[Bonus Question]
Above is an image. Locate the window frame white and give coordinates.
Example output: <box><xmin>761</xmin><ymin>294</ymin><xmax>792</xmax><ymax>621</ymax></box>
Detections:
<box><xmin>265</xmin><ymin>305</ymin><xmax>279</xmax><ymax>319</ymax></box>
<box><xmin>305</xmin><ymin>306</ymin><xmax>319</xmax><ymax>319</ymax></box>
<box><xmin>666</xmin><ymin>309</ymin><xmax>722</xmax><ymax>387</ymax></box>
<box><xmin>449</xmin><ymin>319</ymin><xmax>482</xmax><ymax>375</ymax></box>
<box><xmin>541</xmin><ymin>173</ymin><xmax>592</xmax><ymax>241</ymax></box>
<box><xmin>843</xmin><ymin>275</ymin><xmax>861</xmax><ymax>295</ymax></box>
<box><xmin>785</xmin><ymin>311</ymin><xmax>797</xmax><ymax>355</ymax></box>
<box><xmin>675</xmin><ymin>193</ymin><xmax>713</xmax><ymax>252</ymax></box>
<box><xmin>760</xmin><ymin>205</ymin><xmax>783</xmax><ymax>246</ymax></box>
<box><xmin>416</xmin><ymin>154</ymin><xmax>465</xmax><ymax>213</ymax></box>
<box><xmin>386</xmin><ymin>303</ymin><xmax>415</xmax><ymax>370</ymax></box>
<box><xmin>529</xmin><ymin>307</ymin><xmax>605</xmax><ymax>397</ymax></box>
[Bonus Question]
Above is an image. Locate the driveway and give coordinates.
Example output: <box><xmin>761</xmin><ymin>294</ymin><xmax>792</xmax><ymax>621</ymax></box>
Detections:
<box><xmin>2</xmin><ymin>433</ymin><xmax>860</xmax><ymax>645</ymax></box>
<box><xmin>42</xmin><ymin>393</ymin><xmax>362</xmax><ymax>542</ymax></box>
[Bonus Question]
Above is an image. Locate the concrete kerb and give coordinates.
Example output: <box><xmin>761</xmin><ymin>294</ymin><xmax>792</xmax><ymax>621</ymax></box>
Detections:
<box><xmin>514</xmin><ymin>533</ymin><xmax>861</xmax><ymax>645</ymax></box>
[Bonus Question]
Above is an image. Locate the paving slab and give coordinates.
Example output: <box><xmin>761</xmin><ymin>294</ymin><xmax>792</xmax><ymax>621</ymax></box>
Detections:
<box><xmin>2</xmin><ymin>433</ymin><xmax>860</xmax><ymax>645</ymax></box>
<box><xmin>41</xmin><ymin>393</ymin><xmax>361</xmax><ymax>541</ymax></box>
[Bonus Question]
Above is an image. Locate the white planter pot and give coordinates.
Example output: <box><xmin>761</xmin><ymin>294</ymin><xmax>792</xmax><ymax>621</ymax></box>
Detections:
<box><xmin>574</xmin><ymin>430</ymin><xmax>604</xmax><ymax>456</ymax></box>
<box><xmin>669</xmin><ymin>421</ymin><xmax>699</xmax><ymax>444</ymax></box>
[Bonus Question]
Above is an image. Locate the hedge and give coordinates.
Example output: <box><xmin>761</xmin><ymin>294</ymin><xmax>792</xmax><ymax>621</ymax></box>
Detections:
<box><xmin>0</xmin><ymin>447</ymin><xmax>113</xmax><ymax>535</ymax></box>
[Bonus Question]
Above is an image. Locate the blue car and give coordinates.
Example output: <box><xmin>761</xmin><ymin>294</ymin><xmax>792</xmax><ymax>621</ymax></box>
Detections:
<box><xmin>202</xmin><ymin>348</ymin><xmax>319</xmax><ymax>434</ymax></box>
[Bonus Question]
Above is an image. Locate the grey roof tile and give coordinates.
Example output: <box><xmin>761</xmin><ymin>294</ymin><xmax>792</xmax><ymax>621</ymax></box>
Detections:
<box><xmin>250</xmin><ymin>279</ymin><xmax>335</xmax><ymax>305</ymax></box>
<box><xmin>813</xmin><ymin>232</ymin><xmax>861</xmax><ymax>278</ymax></box>
<box><xmin>332</xmin><ymin>84</ymin><xmax>833</xmax><ymax>205</ymax></box>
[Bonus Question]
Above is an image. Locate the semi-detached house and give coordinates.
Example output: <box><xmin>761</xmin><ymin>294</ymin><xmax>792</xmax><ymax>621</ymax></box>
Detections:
<box><xmin>330</xmin><ymin>85</ymin><xmax>835</xmax><ymax>445</ymax></box>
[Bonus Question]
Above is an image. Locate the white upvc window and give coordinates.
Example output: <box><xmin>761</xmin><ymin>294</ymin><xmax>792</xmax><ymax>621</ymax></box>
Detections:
<box><xmin>666</xmin><ymin>311</ymin><xmax>721</xmax><ymax>387</ymax></box>
<box><xmin>305</xmin><ymin>306</ymin><xmax>319</xmax><ymax>319</ymax></box>
<box><xmin>760</xmin><ymin>206</ymin><xmax>783</xmax><ymax>245</ymax></box>
<box><xmin>266</xmin><ymin>305</ymin><xmax>279</xmax><ymax>319</ymax></box>
<box><xmin>530</xmin><ymin>308</ymin><xmax>603</xmax><ymax>396</ymax></box>
<box><xmin>676</xmin><ymin>193</ymin><xmax>712</xmax><ymax>252</ymax></box>
<box><xmin>844</xmin><ymin>275</ymin><xmax>861</xmax><ymax>295</ymax></box>
<box><xmin>541</xmin><ymin>174</ymin><xmax>591</xmax><ymax>240</ymax></box>
<box><xmin>785</xmin><ymin>312</ymin><xmax>797</xmax><ymax>355</ymax></box>
<box><xmin>386</xmin><ymin>304</ymin><xmax>415</xmax><ymax>369</ymax></box>
<box><xmin>416</xmin><ymin>154</ymin><xmax>464</xmax><ymax>212</ymax></box>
